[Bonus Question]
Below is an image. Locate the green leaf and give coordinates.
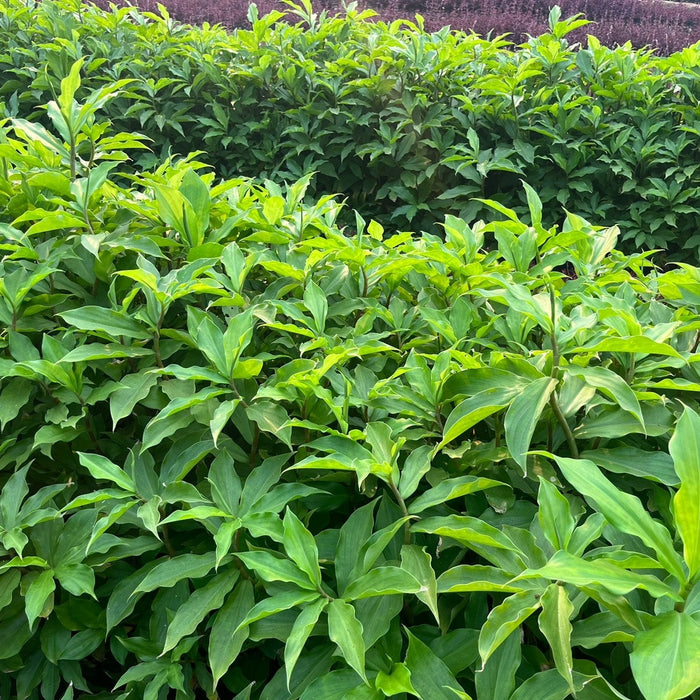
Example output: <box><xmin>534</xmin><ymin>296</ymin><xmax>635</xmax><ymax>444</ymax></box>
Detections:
<box><xmin>514</xmin><ymin>550</ymin><xmax>680</xmax><ymax>600</ymax></box>
<box><xmin>669</xmin><ymin>407</ymin><xmax>700</xmax><ymax>578</ymax></box>
<box><xmin>399</xmin><ymin>445</ymin><xmax>433</xmax><ymax>499</ymax></box>
<box><xmin>478</xmin><ymin>590</ymin><xmax>541</xmax><ymax>667</ymax></box>
<box><xmin>343</xmin><ymin>566</ymin><xmax>421</xmax><ymax>600</ymax></box>
<box><xmin>555</xmin><ymin>457</ymin><xmax>686</xmax><ymax>583</ymax></box>
<box><xmin>504</xmin><ymin>377</ymin><xmax>556</xmax><ymax>472</ymax></box>
<box><xmin>375</xmin><ymin>663</ymin><xmax>417</xmax><ymax>696</ymax></box>
<box><xmin>60</xmin><ymin>343</ymin><xmax>152</xmax><ymax>363</ymax></box>
<box><xmin>58</xmin><ymin>307</ymin><xmax>151</xmax><ymax>340</ymax></box>
<box><xmin>0</xmin><ymin>378</ymin><xmax>32</xmax><ymax>429</ymax></box>
<box><xmin>77</xmin><ymin>452</ymin><xmax>135</xmax><ymax>493</ymax></box>
<box><xmin>303</xmin><ymin>280</ymin><xmax>328</xmax><ymax>335</ymax></box>
<box><xmin>328</xmin><ymin>599</ymin><xmax>367</xmax><ymax>683</ymax></box>
<box><xmin>109</xmin><ymin>371</ymin><xmax>158</xmax><ymax>430</ymax></box>
<box><xmin>162</xmin><ymin>571</ymin><xmax>238</xmax><ymax>655</ymax></box>
<box><xmin>134</xmin><ymin>553</ymin><xmax>218</xmax><ymax>594</ymax></box>
<box><xmin>237</xmin><ymin>590</ymin><xmax>319</xmax><ymax>629</ymax></box>
<box><xmin>630</xmin><ymin>611</ymin><xmax>700</xmax><ymax>700</ymax></box>
<box><xmin>209</xmin><ymin>580</ymin><xmax>254</xmax><ymax>689</ymax></box>
<box><xmin>440</xmin><ymin>387</ymin><xmax>518</xmax><ymax>447</ymax></box>
<box><xmin>404</xmin><ymin>629</ymin><xmax>466</xmax><ymax>699</ymax></box>
<box><xmin>284</xmin><ymin>598</ymin><xmax>328</xmax><ymax>690</ymax></box>
<box><xmin>283</xmin><ymin>508</ymin><xmax>322</xmax><ymax>588</ymax></box>
<box><xmin>236</xmin><ymin>550</ymin><xmax>317</xmax><ymax>589</ymax></box>
<box><xmin>579</xmin><ymin>447</ymin><xmax>678</xmax><ymax>486</ymax></box>
<box><xmin>537</xmin><ymin>477</ymin><xmax>576</xmax><ymax>550</ymax></box>
<box><xmin>408</xmin><ymin>475</ymin><xmax>506</xmax><ymax>514</ymax></box>
<box><xmin>25</xmin><ymin>569</ymin><xmax>55</xmax><ymax>630</ymax></box>
<box><xmin>538</xmin><ymin>583</ymin><xmax>575</xmax><ymax>694</ymax></box>
<box><xmin>437</xmin><ymin>565</ymin><xmax>524</xmax><ymax>594</ymax></box>
<box><xmin>578</xmin><ymin>336</ymin><xmax>684</xmax><ymax>359</ymax></box>
<box><xmin>401</xmin><ymin>545</ymin><xmax>440</xmax><ymax>624</ymax></box>
<box><xmin>474</xmin><ymin>626</ymin><xmax>520</xmax><ymax>700</ymax></box>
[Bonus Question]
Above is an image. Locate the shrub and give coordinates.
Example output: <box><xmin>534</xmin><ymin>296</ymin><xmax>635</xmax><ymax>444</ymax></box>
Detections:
<box><xmin>1</xmin><ymin>58</ymin><xmax>700</xmax><ymax>699</ymax></box>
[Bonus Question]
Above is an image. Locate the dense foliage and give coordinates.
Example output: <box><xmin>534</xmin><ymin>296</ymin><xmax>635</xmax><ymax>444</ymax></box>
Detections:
<box><xmin>3</xmin><ymin>1</ymin><xmax>700</xmax><ymax>261</ymax></box>
<box><xmin>91</xmin><ymin>0</ymin><xmax>700</xmax><ymax>55</ymax></box>
<box><xmin>2</xmin><ymin>3</ymin><xmax>700</xmax><ymax>699</ymax></box>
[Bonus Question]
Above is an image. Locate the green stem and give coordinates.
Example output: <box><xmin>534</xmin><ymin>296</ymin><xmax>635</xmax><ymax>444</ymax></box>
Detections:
<box><xmin>388</xmin><ymin>479</ymin><xmax>411</xmax><ymax>545</ymax></box>
<box><xmin>549</xmin><ymin>392</ymin><xmax>579</xmax><ymax>458</ymax></box>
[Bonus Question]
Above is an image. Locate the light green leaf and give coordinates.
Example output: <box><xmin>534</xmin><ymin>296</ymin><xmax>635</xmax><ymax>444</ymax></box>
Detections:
<box><xmin>134</xmin><ymin>553</ymin><xmax>218</xmax><ymax>594</ymax></box>
<box><xmin>669</xmin><ymin>407</ymin><xmax>700</xmax><ymax>578</ymax></box>
<box><xmin>328</xmin><ymin>599</ymin><xmax>367</xmax><ymax>683</ymax></box>
<box><xmin>284</xmin><ymin>598</ymin><xmax>328</xmax><ymax>690</ymax></box>
<box><xmin>538</xmin><ymin>583</ymin><xmax>575</xmax><ymax>694</ymax></box>
<box><xmin>478</xmin><ymin>590</ymin><xmax>541</xmax><ymax>668</ymax></box>
<box><xmin>236</xmin><ymin>550</ymin><xmax>317</xmax><ymax>589</ymax></box>
<box><xmin>514</xmin><ymin>550</ymin><xmax>680</xmax><ymax>600</ymax></box>
<box><xmin>209</xmin><ymin>580</ymin><xmax>254</xmax><ymax>689</ymax></box>
<box><xmin>401</xmin><ymin>545</ymin><xmax>440</xmax><ymax>624</ymax></box>
<box><xmin>578</xmin><ymin>336</ymin><xmax>684</xmax><ymax>359</ymax></box>
<box><xmin>283</xmin><ymin>508</ymin><xmax>322</xmax><ymax>588</ymax></box>
<box><xmin>343</xmin><ymin>566</ymin><xmax>421</xmax><ymax>601</ymax></box>
<box><xmin>25</xmin><ymin>570</ymin><xmax>55</xmax><ymax>630</ymax></box>
<box><xmin>504</xmin><ymin>377</ymin><xmax>556</xmax><ymax>472</ymax></box>
<box><xmin>58</xmin><ymin>307</ymin><xmax>151</xmax><ymax>340</ymax></box>
<box><xmin>404</xmin><ymin>629</ymin><xmax>466</xmax><ymax>699</ymax></box>
<box><xmin>237</xmin><ymin>590</ymin><xmax>319</xmax><ymax>630</ymax></box>
<box><xmin>537</xmin><ymin>477</ymin><xmax>576</xmax><ymax>550</ymax></box>
<box><xmin>474</xmin><ymin>627</ymin><xmax>520</xmax><ymax>700</ymax></box>
<box><xmin>580</xmin><ymin>447</ymin><xmax>678</xmax><ymax>486</ymax></box>
<box><xmin>408</xmin><ymin>475</ymin><xmax>506</xmax><ymax>514</ymax></box>
<box><xmin>630</xmin><ymin>611</ymin><xmax>700</xmax><ymax>700</ymax></box>
<box><xmin>375</xmin><ymin>663</ymin><xmax>417</xmax><ymax>696</ymax></box>
<box><xmin>399</xmin><ymin>445</ymin><xmax>432</xmax><ymax>499</ymax></box>
<box><xmin>437</xmin><ymin>565</ymin><xmax>525</xmax><ymax>594</ymax></box>
<box><xmin>162</xmin><ymin>571</ymin><xmax>238</xmax><ymax>655</ymax></box>
<box><xmin>77</xmin><ymin>452</ymin><xmax>135</xmax><ymax>493</ymax></box>
<box><xmin>109</xmin><ymin>371</ymin><xmax>158</xmax><ymax>430</ymax></box>
<box><xmin>555</xmin><ymin>457</ymin><xmax>686</xmax><ymax>583</ymax></box>
<box><xmin>440</xmin><ymin>387</ymin><xmax>518</xmax><ymax>447</ymax></box>
<box><xmin>303</xmin><ymin>280</ymin><xmax>328</xmax><ymax>335</ymax></box>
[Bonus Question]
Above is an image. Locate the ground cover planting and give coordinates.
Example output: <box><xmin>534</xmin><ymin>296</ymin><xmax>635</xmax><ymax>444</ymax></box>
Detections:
<box><xmin>1</xmin><ymin>1</ymin><xmax>700</xmax><ymax>698</ymax></box>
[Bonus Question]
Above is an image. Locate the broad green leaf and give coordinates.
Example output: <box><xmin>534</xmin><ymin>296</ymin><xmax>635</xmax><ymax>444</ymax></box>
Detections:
<box><xmin>134</xmin><ymin>552</ymin><xmax>218</xmax><ymax>594</ymax></box>
<box><xmin>578</xmin><ymin>336</ymin><xmax>684</xmax><ymax>359</ymax></box>
<box><xmin>328</xmin><ymin>599</ymin><xmax>367</xmax><ymax>682</ymax></box>
<box><xmin>25</xmin><ymin>569</ymin><xmax>55</xmax><ymax>630</ymax></box>
<box><xmin>77</xmin><ymin>452</ymin><xmax>135</xmax><ymax>493</ymax></box>
<box><xmin>58</xmin><ymin>307</ymin><xmax>151</xmax><ymax>340</ymax></box>
<box><xmin>343</xmin><ymin>566</ymin><xmax>421</xmax><ymax>600</ymax></box>
<box><xmin>110</xmin><ymin>372</ymin><xmax>158</xmax><ymax>430</ymax></box>
<box><xmin>303</xmin><ymin>280</ymin><xmax>328</xmax><ymax>335</ymax></box>
<box><xmin>580</xmin><ymin>447</ymin><xmax>678</xmax><ymax>486</ymax></box>
<box><xmin>283</xmin><ymin>508</ymin><xmax>322</xmax><ymax>588</ymax></box>
<box><xmin>236</xmin><ymin>551</ymin><xmax>317</xmax><ymax>589</ymax></box>
<box><xmin>401</xmin><ymin>545</ymin><xmax>439</xmax><ymax>624</ymax></box>
<box><xmin>555</xmin><ymin>457</ymin><xmax>686</xmax><ymax>583</ymax></box>
<box><xmin>237</xmin><ymin>590</ymin><xmax>320</xmax><ymax>630</ymax></box>
<box><xmin>300</xmin><ymin>670</ymin><xmax>382</xmax><ymax>700</ymax></box>
<box><xmin>474</xmin><ymin>627</ymin><xmax>520</xmax><ymax>700</ymax></box>
<box><xmin>404</xmin><ymin>629</ymin><xmax>466</xmax><ymax>699</ymax></box>
<box><xmin>440</xmin><ymin>387</ymin><xmax>518</xmax><ymax>447</ymax></box>
<box><xmin>399</xmin><ymin>445</ymin><xmax>432</xmax><ymax>499</ymax></box>
<box><xmin>504</xmin><ymin>377</ymin><xmax>556</xmax><ymax>472</ymax></box>
<box><xmin>408</xmin><ymin>476</ymin><xmax>506</xmax><ymax>514</ymax></box>
<box><xmin>209</xmin><ymin>580</ymin><xmax>254</xmax><ymax>689</ymax></box>
<box><xmin>630</xmin><ymin>611</ymin><xmax>700</xmax><ymax>700</ymax></box>
<box><xmin>0</xmin><ymin>378</ymin><xmax>32</xmax><ymax>430</ymax></box>
<box><xmin>565</xmin><ymin>366</ymin><xmax>643</xmax><ymax>425</ymax></box>
<box><xmin>514</xmin><ymin>550</ymin><xmax>680</xmax><ymax>599</ymax></box>
<box><xmin>571</xmin><ymin>611</ymin><xmax>636</xmax><ymax>648</ymax></box>
<box><xmin>375</xmin><ymin>663</ymin><xmax>417</xmax><ymax>696</ymax></box>
<box><xmin>669</xmin><ymin>407</ymin><xmax>700</xmax><ymax>578</ymax></box>
<box><xmin>478</xmin><ymin>590</ymin><xmax>541</xmax><ymax>667</ymax></box>
<box><xmin>336</xmin><ymin>502</ymin><xmax>375</xmax><ymax>594</ymax></box>
<box><xmin>538</xmin><ymin>583</ymin><xmax>575</xmax><ymax>694</ymax></box>
<box><xmin>60</xmin><ymin>343</ymin><xmax>152</xmax><ymax>363</ymax></box>
<box><xmin>162</xmin><ymin>571</ymin><xmax>238</xmax><ymax>654</ymax></box>
<box><xmin>247</xmin><ymin>401</ymin><xmax>293</xmax><ymax>449</ymax></box>
<box><xmin>284</xmin><ymin>598</ymin><xmax>328</xmax><ymax>690</ymax></box>
<box><xmin>537</xmin><ymin>477</ymin><xmax>576</xmax><ymax>550</ymax></box>
<box><xmin>210</xmin><ymin>399</ymin><xmax>239</xmax><ymax>447</ymax></box>
<box><xmin>437</xmin><ymin>565</ymin><xmax>524</xmax><ymax>593</ymax></box>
